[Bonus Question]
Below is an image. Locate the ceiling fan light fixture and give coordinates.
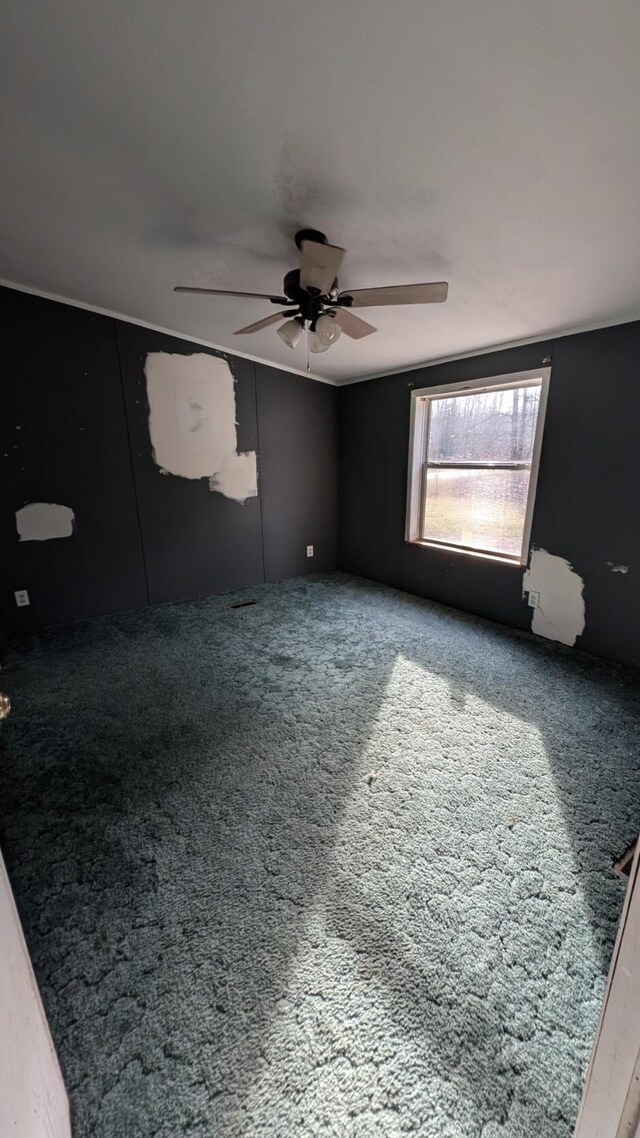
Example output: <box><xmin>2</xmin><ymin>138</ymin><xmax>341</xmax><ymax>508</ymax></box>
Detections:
<box><xmin>277</xmin><ymin>317</ymin><xmax>304</xmax><ymax>349</ymax></box>
<box><xmin>174</xmin><ymin>231</ymin><xmax>448</xmax><ymax>352</ymax></box>
<box><xmin>308</xmin><ymin>330</ymin><xmax>331</xmax><ymax>354</ymax></box>
<box><xmin>314</xmin><ymin>312</ymin><xmax>342</xmax><ymax>345</ymax></box>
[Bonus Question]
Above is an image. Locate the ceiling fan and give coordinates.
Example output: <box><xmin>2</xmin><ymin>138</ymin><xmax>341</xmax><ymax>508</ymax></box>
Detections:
<box><xmin>174</xmin><ymin>229</ymin><xmax>448</xmax><ymax>355</ymax></box>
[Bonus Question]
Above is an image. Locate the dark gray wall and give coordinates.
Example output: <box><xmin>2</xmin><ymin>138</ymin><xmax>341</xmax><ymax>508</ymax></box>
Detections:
<box><xmin>256</xmin><ymin>365</ymin><xmax>339</xmax><ymax>581</ymax></box>
<box><xmin>0</xmin><ymin>287</ymin><xmax>339</xmax><ymax>634</ymax></box>
<box><xmin>339</xmin><ymin>323</ymin><xmax>640</xmax><ymax>668</ymax></box>
<box><xmin>0</xmin><ymin>290</ymin><xmax>147</xmax><ymax>635</ymax></box>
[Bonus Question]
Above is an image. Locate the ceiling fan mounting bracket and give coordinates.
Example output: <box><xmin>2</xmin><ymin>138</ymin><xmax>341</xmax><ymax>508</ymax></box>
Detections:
<box><xmin>294</xmin><ymin>228</ymin><xmax>328</xmax><ymax>251</ymax></box>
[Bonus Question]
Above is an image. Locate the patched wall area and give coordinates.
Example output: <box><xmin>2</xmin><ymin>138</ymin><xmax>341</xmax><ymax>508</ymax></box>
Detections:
<box><xmin>145</xmin><ymin>352</ymin><xmax>257</xmax><ymax>502</ymax></box>
<box><xmin>116</xmin><ymin>325</ymin><xmax>265</xmax><ymax>606</ymax></box>
<box><xmin>523</xmin><ymin>549</ymin><xmax>586</xmax><ymax>647</ymax></box>
<box><xmin>15</xmin><ymin>503</ymin><xmax>75</xmax><ymax>543</ymax></box>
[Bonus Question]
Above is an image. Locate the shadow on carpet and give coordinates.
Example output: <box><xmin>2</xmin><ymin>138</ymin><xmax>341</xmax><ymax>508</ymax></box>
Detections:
<box><xmin>1</xmin><ymin>573</ymin><xmax>638</xmax><ymax>1138</ymax></box>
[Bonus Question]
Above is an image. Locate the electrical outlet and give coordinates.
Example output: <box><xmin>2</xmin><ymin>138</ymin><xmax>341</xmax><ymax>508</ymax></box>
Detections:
<box><xmin>527</xmin><ymin>590</ymin><xmax>540</xmax><ymax>609</ymax></box>
<box><xmin>306</xmin><ymin>545</ymin><xmax>314</xmax><ymax>558</ymax></box>
<box><xmin>14</xmin><ymin>589</ymin><xmax>30</xmax><ymax>607</ymax></box>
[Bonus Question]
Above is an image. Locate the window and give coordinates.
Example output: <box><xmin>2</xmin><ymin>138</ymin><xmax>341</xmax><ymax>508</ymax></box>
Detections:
<box><xmin>406</xmin><ymin>368</ymin><xmax>550</xmax><ymax>563</ymax></box>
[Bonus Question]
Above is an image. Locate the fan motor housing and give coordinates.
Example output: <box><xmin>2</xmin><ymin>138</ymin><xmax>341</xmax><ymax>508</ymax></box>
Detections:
<box><xmin>283</xmin><ymin>268</ymin><xmax>333</xmax><ymax>327</ymax></box>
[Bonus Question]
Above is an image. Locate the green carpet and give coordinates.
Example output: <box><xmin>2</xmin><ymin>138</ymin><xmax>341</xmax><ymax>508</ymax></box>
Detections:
<box><xmin>1</xmin><ymin>574</ymin><xmax>638</xmax><ymax>1138</ymax></box>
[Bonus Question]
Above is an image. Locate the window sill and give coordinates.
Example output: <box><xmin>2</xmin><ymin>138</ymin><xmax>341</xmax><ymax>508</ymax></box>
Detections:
<box><xmin>408</xmin><ymin>539</ymin><xmax>524</xmax><ymax>567</ymax></box>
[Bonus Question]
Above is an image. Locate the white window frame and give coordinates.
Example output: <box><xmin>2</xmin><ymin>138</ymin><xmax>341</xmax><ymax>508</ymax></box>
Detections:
<box><xmin>405</xmin><ymin>367</ymin><xmax>551</xmax><ymax>566</ymax></box>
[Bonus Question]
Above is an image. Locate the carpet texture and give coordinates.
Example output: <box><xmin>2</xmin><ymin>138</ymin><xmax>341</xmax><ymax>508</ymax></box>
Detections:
<box><xmin>1</xmin><ymin>573</ymin><xmax>639</xmax><ymax>1138</ymax></box>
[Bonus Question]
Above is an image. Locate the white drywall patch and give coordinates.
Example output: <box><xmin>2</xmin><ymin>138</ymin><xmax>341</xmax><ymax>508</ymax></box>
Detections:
<box><xmin>523</xmin><ymin>548</ymin><xmax>585</xmax><ymax>647</ymax></box>
<box><xmin>208</xmin><ymin>452</ymin><xmax>258</xmax><ymax>504</ymax></box>
<box><xmin>15</xmin><ymin>503</ymin><xmax>75</xmax><ymax>542</ymax></box>
<box><xmin>145</xmin><ymin>352</ymin><xmax>257</xmax><ymax>501</ymax></box>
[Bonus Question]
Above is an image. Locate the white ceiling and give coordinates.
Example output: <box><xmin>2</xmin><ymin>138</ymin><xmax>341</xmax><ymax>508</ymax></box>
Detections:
<box><xmin>2</xmin><ymin>0</ymin><xmax>640</xmax><ymax>384</ymax></box>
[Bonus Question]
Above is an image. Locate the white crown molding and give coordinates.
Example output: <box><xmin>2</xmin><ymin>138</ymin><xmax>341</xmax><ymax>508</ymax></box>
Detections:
<box><xmin>0</xmin><ymin>277</ymin><xmax>338</xmax><ymax>387</ymax></box>
<box><xmin>3</xmin><ymin>277</ymin><xmax>639</xmax><ymax>390</ymax></box>
<box><xmin>337</xmin><ymin>311</ymin><xmax>640</xmax><ymax>386</ymax></box>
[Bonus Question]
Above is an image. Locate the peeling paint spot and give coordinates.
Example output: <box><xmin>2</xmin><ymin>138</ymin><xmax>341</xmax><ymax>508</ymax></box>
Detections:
<box><xmin>16</xmin><ymin>503</ymin><xmax>75</xmax><ymax>542</ymax></box>
<box><xmin>607</xmin><ymin>562</ymin><xmax>630</xmax><ymax>574</ymax></box>
<box><xmin>523</xmin><ymin>547</ymin><xmax>585</xmax><ymax>647</ymax></box>
<box><xmin>145</xmin><ymin>352</ymin><xmax>257</xmax><ymax>502</ymax></box>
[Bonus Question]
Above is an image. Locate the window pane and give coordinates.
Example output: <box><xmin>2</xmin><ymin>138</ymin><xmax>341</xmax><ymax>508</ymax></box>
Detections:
<box><xmin>422</xmin><ymin>467</ymin><xmax>531</xmax><ymax>557</ymax></box>
<box><xmin>427</xmin><ymin>384</ymin><xmax>541</xmax><ymax>463</ymax></box>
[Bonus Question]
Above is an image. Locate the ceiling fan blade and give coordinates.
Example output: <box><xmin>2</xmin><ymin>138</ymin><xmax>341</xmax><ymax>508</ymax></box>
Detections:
<box><xmin>338</xmin><ymin>281</ymin><xmax>449</xmax><ymax>307</ymax></box>
<box><xmin>174</xmin><ymin>286</ymin><xmax>289</xmax><ymax>303</ymax></box>
<box><xmin>234</xmin><ymin>312</ymin><xmax>293</xmax><ymax>335</ymax></box>
<box><xmin>300</xmin><ymin>241</ymin><xmax>345</xmax><ymax>294</ymax></box>
<box><xmin>333</xmin><ymin>308</ymin><xmax>377</xmax><ymax>340</ymax></box>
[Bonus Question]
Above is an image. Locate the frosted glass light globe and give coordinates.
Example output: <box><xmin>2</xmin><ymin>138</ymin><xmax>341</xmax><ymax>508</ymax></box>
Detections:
<box><xmin>315</xmin><ymin>313</ymin><xmax>342</xmax><ymax>345</ymax></box>
<box><xmin>309</xmin><ymin>331</ymin><xmax>331</xmax><ymax>353</ymax></box>
<box><xmin>277</xmin><ymin>319</ymin><xmax>303</xmax><ymax>349</ymax></box>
